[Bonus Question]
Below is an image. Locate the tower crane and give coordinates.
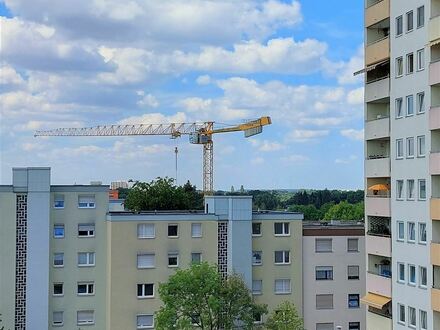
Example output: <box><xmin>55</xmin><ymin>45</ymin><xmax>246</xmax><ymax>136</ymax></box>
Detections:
<box><xmin>34</xmin><ymin>116</ymin><xmax>272</xmax><ymax>195</ymax></box>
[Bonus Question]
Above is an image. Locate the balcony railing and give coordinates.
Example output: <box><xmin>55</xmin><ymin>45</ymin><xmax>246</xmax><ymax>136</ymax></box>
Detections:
<box><xmin>430</xmin><ymin>60</ymin><xmax>440</xmax><ymax>86</ymax></box>
<box><xmin>367</xmin><ymin>271</ymin><xmax>392</xmax><ymax>297</ymax></box>
<box><xmin>366</xmin><ymin>36</ymin><xmax>390</xmax><ymax>67</ymax></box>
<box><xmin>430</xmin><ymin>14</ymin><xmax>440</xmax><ymax>43</ymax></box>
<box><xmin>365</xmin><ymin>0</ymin><xmax>389</xmax><ymax>28</ymax></box>
<box><xmin>368</xmin><ymin>306</ymin><xmax>392</xmax><ymax>319</ymax></box>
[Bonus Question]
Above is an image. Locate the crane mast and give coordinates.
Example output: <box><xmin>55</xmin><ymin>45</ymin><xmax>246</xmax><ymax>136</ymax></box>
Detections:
<box><xmin>35</xmin><ymin>117</ymin><xmax>271</xmax><ymax>195</ymax></box>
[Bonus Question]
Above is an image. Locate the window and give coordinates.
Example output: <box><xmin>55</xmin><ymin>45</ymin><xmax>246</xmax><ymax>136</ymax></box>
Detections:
<box><xmin>347</xmin><ymin>238</ymin><xmax>359</xmax><ymax>252</ymax></box>
<box><xmin>408</xmin><ymin>306</ymin><xmax>416</xmax><ymax>328</ymax></box>
<box><xmin>407</xmin><ymin>53</ymin><xmax>414</xmax><ymax>74</ymax></box>
<box><xmin>420</xmin><ymin>310</ymin><xmax>427</xmax><ymax>330</ymax></box>
<box><xmin>137</xmin><ymin>224</ymin><xmax>155</xmax><ymax>238</ymax></box>
<box><xmin>396</xmin><ymin>98</ymin><xmax>403</xmax><ymax>118</ymax></box>
<box><xmin>316</xmin><ymin>324</ymin><xmax>334</xmax><ymax>330</ymax></box>
<box><xmin>398</xmin><ymin>263</ymin><xmax>405</xmax><ymax>282</ymax></box>
<box><xmin>274</xmin><ymin>251</ymin><xmax>290</xmax><ymax>265</ymax></box>
<box><xmin>53</xmin><ymin>311</ymin><xmax>63</xmax><ymax>326</ymax></box>
<box><xmin>315</xmin><ymin>238</ymin><xmax>332</xmax><ymax>253</ymax></box>
<box><xmin>396</xmin><ymin>139</ymin><xmax>404</xmax><ymax>159</ymax></box>
<box><xmin>348</xmin><ymin>265</ymin><xmax>359</xmax><ymax>280</ymax></box>
<box><xmin>137</xmin><ymin>283</ymin><xmax>154</xmax><ymax>298</ymax></box>
<box><xmin>416</xmin><ymin>92</ymin><xmax>425</xmax><ymax>114</ymax></box>
<box><xmin>406</xmin><ymin>137</ymin><xmax>414</xmax><ymax>158</ymax></box>
<box><xmin>78</xmin><ymin>252</ymin><xmax>95</xmax><ymax>267</ymax></box>
<box><xmin>419</xmin><ymin>179</ymin><xmax>426</xmax><ymax>200</ymax></box>
<box><xmin>396</xmin><ymin>15</ymin><xmax>403</xmax><ymax>36</ymax></box>
<box><xmin>417</xmin><ymin>6</ymin><xmax>425</xmax><ymax>28</ymax></box>
<box><xmin>316</xmin><ymin>266</ymin><xmax>333</xmax><ymax>280</ymax></box>
<box><xmin>408</xmin><ymin>264</ymin><xmax>416</xmax><ymax>285</ymax></box>
<box><xmin>274</xmin><ymin>279</ymin><xmax>291</xmax><ymax>294</ymax></box>
<box><xmin>53</xmin><ymin>283</ymin><xmax>63</xmax><ymax>296</ymax></box>
<box><xmin>77</xmin><ymin>282</ymin><xmax>94</xmax><ymax>296</ymax></box>
<box><xmin>253</xmin><ymin>312</ymin><xmax>263</xmax><ymax>324</ymax></box>
<box><xmin>397</xmin><ymin>180</ymin><xmax>404</xmax><ymax>199</ymax></box>
<box><xmin>407</xmin><ymin>180</ymin><xmax>415</xmax><ymax>199</ymax></box>
<box><xmin>252</xmin><ymin>280</ymin><xmax>262</xmax><ymax>295</ymax></box>
<box><xmin>417</xmin><ymin>135</ymin><xmax>425</xmax><ymax>156</ymax></box>
<box><xmin>408</xmin><ymin>222</ymin><xmax>416</xmax><ymax>242</ymax></box>
<box><xmin>78</xmin><ymin>195</ymin><xmax>95</xmax><ymax>208</ymax></box>
<box><xmin>168</xmin><ymin>224</ymin><xmax>178</xmax><ymax>237</ymax></box>
<box><xmin>191</xmin><ymin>223</ymin><xmax>202</xmax><ymax>237</ymax></box>
<box><xmin>417</xmin><ymin>49</ymin><xmax>425</xmax><ymax>71</ymax></box>
<box><xmin>252</xmin><ymin>222</ymin><xmax>261</xmax><ymax>236</ymax></box>
<box><xmin>348</xmin><ymin>294</ymin><xmax>360</xmax><ymax>308</ymax></box>
<box><xmin>419</xmin><ymin>266</ymin><xmax>427</xmax><ymax>288</ymax></box>
<box><xmin>316</xmin><ymin>294</ymin><xmax>333</xmax><ymax>310</ymax></box>
<box><xmin>406</xmin><ymin>95</ymin><xmax>414</xmax><ymax>116</ymax></box>
<box><xmin>53</xmin><ymin>253</ymin><xmax>64</xmax><ymax>267</ymax></box>
<box><xmin>168</xmin><ymin>253</ymin><xmax>179</xmax><ymax>267</ymax></box>
<box><xmin>396</xmin><ymin>57</ymin><xmax>403</xmax><ymax>77</ymax></box>
<box><xmin>397</xmin><ymin>221</ymin><xmax>405</xmax><ymax>240</ymax></box>
<box><xmin>252</xmin><ymin>251</ymin><xmax>262</xmax><ymax>265</ymax></box>
<box><xmin>398</xmin><ymin>304</ymin><xmax>405</xmax><ymax>324</ymax></box>
<box><xmin>137</xmin><ymin>254</ymin><xmax>155</xmax><ymax>269</ymax></box>
<box><xmin>137</xmin><ymin>314</ymin><xmax>154</xmax><ymax>329</ymax></box>
<box><xmin>274</xmin><ymin>222</ymin><xmax>289</xmax><ymax>236</ymax></box>
<box><xmin>419</xmin><ymin>223</ymin><xmax>427</xmax><ymax>243</ymax></box>
<box><xmin>349</xmin><ymin>323</ymin><xmax>360</xmax><ymax>330</ymax></box>
<box><xmin>191</xmin><ymin>252</ymin><xmax>202</xmax><ymax>264</ymax></box>
<box><xmin>78</xmin><ymin>224</ymin><xmax>95</xmax><ymax>237</ymax></box>
<box><xmin>77</xmin><ymin>310</ymin><xmax>94</xmax><ymax>325</ymax></box>
<box><xmin>53</xmin><ymin>224</ymin><xmax>64</xmax><ymax>238</ymax></box>
<box><xmin>407</xmin><ymin>10</ymin><xmax>414</xmax><ymax>32</ymax></box>
<box><xmin>53</xmin><ymin>194</ymin><xmax>64</xmax><ymax>208</ymax></box>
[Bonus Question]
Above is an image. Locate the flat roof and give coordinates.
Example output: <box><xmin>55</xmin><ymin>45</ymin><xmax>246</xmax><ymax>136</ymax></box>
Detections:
<box><xmin>51</xmin><ymin>185</ymin><xmax>109</xmax><ymax>192</ymax></box>
<box><xmin>303</xmin><ymin>221</ymin><xmax>364</xmax><ymax>236</ymax></box>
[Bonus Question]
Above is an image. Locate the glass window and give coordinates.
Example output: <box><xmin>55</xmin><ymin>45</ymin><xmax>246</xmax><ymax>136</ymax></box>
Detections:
<box><xmin>398</xmin><ymin>304</ymin><xmax>405</xmax><ymax>324</ymax></box>
<box><xmin>252</xmin><ymin>280</ymin><xmax>262</xmax><ymax>295</ymax></box>
<box><xmin>406</xmin><ymin>137</ymin><xmax>415</xmax><ymax>158</ymax></box>
<box><xmin>348</xmin><ymin>265</ymin><xmax>359</xmax><ymax>280</ymax></box>
<box><xmin>137</xmin><ymin>314</ymin><xmax>154</xmax><ymax>329</ymax></box>
<box><xmin>53</xmin><ymin>224</ymin><xmax>65</xmax><ymax>238</ymax></box>
<box><xmin>396</xmin><ymin>15</ymin><xmax>403</xmax><ymax>36</ymax></box>
<box><xmin>137</xmin><ymin>254</ymin><xmax>155</xmax><ymax>269</ymax></box>
<box><xmin>396</xmin><ymin>98</ymin><xmax>403</xmax><ymax>118</ymax></box>
<box><xmin>417</xmin><ymin>92</ymin><xmax>425</xmax><ymax>114</ymax></box>
<box><xmin>53</xmin><ymin>253</ymin><xmax>64</xmax><ymax>267</ymax></box>
<box><xmin>408</xmin><ymin>222</ymin><xmax>416</xmax><ymax>242</ymax></box>
<box><xmin>417</xmin><ymin>49</ymin><xmax>425</xmax><ymax>71</ymax></box>
<box><xmin>53</xmin><ymin>194</ymin><xmax>64</xmax><ymax>208</ymax></box>
<box><xmin>53</xmin><ymin>311</ymin><xmax>63</xmax><ymax>326</ymax></box>
<box><xmin>407</xmin><ymin>53</ymin><xmax>414</xmax><ymax>74</ymax></box>
<box><xmin>137</xmin><ymin>283</ymin><xmax>154</xmax><ymax>298</ymax></box>
<box><xmin>407</xmin><ymin>180</ymin><xmax>415</xmax><ymax>199</ymax></box>
<box><xmin>396</xmin><ymin>57</ymin><xmax>403</xmax><ymax>77</ymax></box>
<box><xmin>53</xmin><ymin>283</ymin><xmax>63</xmax><ymax>296</ymax></box>
<box><xmin>78</xmin><ymin>252</ymin><xmax>95</xmax><ymax>266</ymax></box>
<box><xmin>191</xmin><ymin>223</ymin><xmax>202</xmax><ymax>238</ymax></box>
<box><xmin>397</xmin><ymin>221</ymin><xmax>405</xmax><ymax>240</ymax></box>
<box><xmin>397</xmin><ymin>180</ymin><xmax>404</xmax><ymax>199</ymax></box>
<box><xmin>419</xmin><ymin>179</ymin><xmax>426</xmax><ymax>200</ymax></box>
<box><xmin>420</xmin><ymin>310</ymin><xmax>427</xmax><ymax>330</ymax></box>
<box><xmin>252</xmin><ymin>222</ymin><xmax>261</xmax><ymax>236</ymax></box>
<box><xmin>349</xmin><ymin>323</ymin><xmax>360</xmax><ymax>330</ymax></box>
<box><xmin>168</xmin><ymin>224</ymin><xmax>178</xmax><ymax>237</ymax></box>
<box><xmin>137</xmin><ymin>224</ymin><xmax>155</xmax><ymax>238</ymax></box>
<box><xmin>408</xmin><ymin>306</ymin><xmax>416</xmax><ymax>327</ymax></box>
<box><xmin>316</xmin><ymin>324</ymin><xmax>334</xmax><ymax>330</ymax></box>
<box><xmin>78</xmin><ymin>224</ymin><xmax>95</xmax><ymax>237</ymax></box>
<box><xmin>316</xmin><ymin>294</ymin><xmax>333</xmax><ymax>309</ymax></box>
<box><xmin>348</xmin><ymin>294</ymin><xmax>360</xmax><ymax>308</ymax></box>
<box><xmin>417</xmin><ymin>6</ymin><xmax>425</xmax><ymax>28</ymax></box>
<box><xmin>274</xmin><ymin>222</ymin><xmax>290</xmax><ymax>235</ymax></box>
<box><xmin>419</xmin><ymin>266</ymin><xmax>427</xmax><ymax>288</ymax></box>
<box><xmin>407</xmin><ymin>10</ymin><xmax>414</xmax><ymax>31</ymax></box>
<box><xmin>77</xmin><ymin>282</ymin><xmax>94</xmax><ymax>295</ymax></box>
<box><xmin>77</xmin><ymin>311</ymin><xmax>94</xmax><ymax>325</ymax></box>
<box><xmin>315</xmin><ymin>238</ymin><xmax>332</xmax><ymax>252</ymax></box>
<box><xmin>274</xmin><ymin>279</ymin><xmax>291</xmax><ymax>294</ymax></box>
<box><xmin>419</xmin><ymin>223</ymin><xmax>427</xmax><ymax>243</ymax></box>
<box><xmin>274</xmin><ymin>251</ymin><xmax>290</xmax><ymax>264</ymax></box>
<box><xmin>252</xmin><ymin>251</ymin><xmax>262</xmax><ymax>265</ymax></box>
<box><xmin>397</xmin><ymin>139</ymin><xmax>404</xmax><ymax>158</ymax></box>
<box><xmin>78</xmin><ymin>195</ymin><xmax>95</xmax><ymax>208</ymax></box>
<box><xmin>417</xmin><ymin>135</ymin><xmax>425</xmax><ymax>156</ymax></box>
<box><xmin>168</xmin><ymin>253</ymin><xmax>179</xmax><ymax>267</ymax></box>
<box><xmin>398</xmin><ymin>263</ymin><xmax>405</xmax><ymax>282</ymax></box>
<box><xmin>406</xmin><ymin>95</ymin><xmax>414</xmax><ymax>115</ymax></box>
<box><xmin>191</xmin><ymin>252</ymin><xmax>202</xmax><ymax>264</ymax></box>
<box><xmin>408</xmin><ymin>264</ymin><xmax>416</xmax><ymax>285</ymax></box>
<box><xmin>316</xmin><ymin>266</ymin><xmax>333</xmax><ymax>280</ymax></box>
<box><xmin>347</xmin><ymin>238</ymin><xmax>359</xmax><ymax>252</ymax></box>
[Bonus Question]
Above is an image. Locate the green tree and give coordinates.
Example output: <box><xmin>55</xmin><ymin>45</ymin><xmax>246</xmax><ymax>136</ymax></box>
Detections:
<box><xmin>124</xmin><ymin>177</ymin><xmax>203</xmax><ymax>211</ymax></box>
<box><xmin>265</xmin><ymin>301</ymin><xmax>304</xmax><ymax>330</ymax></box>
<box><xmin>323</xmin><ymin>201</ymin><xmax>364</xmax><ymax>221</ymax></box>
<box><xmin>288</xmin><ymin>204</ymin><xmax>320</xmax><ymax>221</ymax></box>
<box><xmin>155</xmin><ymin>262</ymin><xmax>267</xmax><ymax>329</ymax></box>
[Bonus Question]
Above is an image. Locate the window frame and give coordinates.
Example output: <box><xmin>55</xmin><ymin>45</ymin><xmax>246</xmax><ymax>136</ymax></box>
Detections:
<box><xmin>417</xmin><ymin>49</ymin><xmax>425</xmax><ymax>71</ymax></box>
<box><xmin>396</xmin><ymin>15</ymin><xmax>403</xmax><ymax>36</ymax></box>
<box><xmin>396</xmin><ymin>139</ymin><xmax>404</xmax><ymax>159</ymax></box>
<box><xmin>406</xmin><ymin>137</ymin><xmax>415</xmax><ymax>158</ymax></box>
<box><xmin>252</xmin><ymin>279</ymin><xmax>263</xmax><ymax>295</ymax></box>
<box><xmin>252</xmin><ymin>251</ymin><xmax>263</xmax><ymax>266</ymax></box>
<box><xmin>53</xmin><ymin>252</ymin><xmax>64</xmax><ymax>268</ymax></box>
<box><xmin>78</xmin><ymin>195</ymin><xmax>96</xmax><ymax>209</ymax></box>
<box><xmin>274</xmin><ymin>250</ymin><xmax>290</xmax><ymax>265</ymax></box>
<box><xmin>406</xmin><ymin>94</ymin><xmax>414</xmax><ymax>116</ymax></box>
<box><xmin>274</xmin><ymin>279</ymin><xmax>291</xmax><ymax>295</ymax></box>
<box><xmin>167</xmin><ymin>224</ymin><xmax>179</xmax><ymax>238</ymax></box>
<box><xmin>347</xmin><ymin>238</ymin><xmax>359</xmax><ymax>252</ymax></box>
<box><xmin>191</xmin><ymin>252</ymin><xmax>202</xmax><ymax>264</ymax></box>
<box><xmin>419</xmin><ymin>266</ymin><xmax>427</xmax><ymax>288</ymax></box>
<box><xmin>396</xmin><ymin>180</ymin><xmax>404</xmax><ymax>200</ymax></box>
<box><xmin>78</xmin><ymin>223</ymin><xmax>95</xmax><ymax>238</ymax></box>
<box><xmin>395</xmin><ymin>98</ymin><xmax>403</xmax><ymax>118</ymax></box>
<box><xmin>417</xmin><ymin>135</ymin><xmax>425</xmax><ymax>157</ymax></box>
<box><xmin>396</xmin><ymin>57</ymin><xmax>403</xmax><ymax>77</ymax></box>
<box><xmin>316</xmin><ymin>266</ymin><xmax>334</xmax><ymax>281</ymax></box>
<box><xmin>167</xmin><ymin>253</ymin><xmax>179</xmax><ymax>268</ymax></box>
<box><xmin>418</xmin><ymin>179</ymin><xmax>427</xmax><ymax>200</ymax></box>
<box><xmin>420</xmin><ymin>310</ymin><xmax>427</xmax><ymax>330</ymax></box>
<box><xmin>416</xmin><ymin>92</ymin><xmax>425</xmax><ymax>114</ymax></box>
<box><xmin>53</xmin><ymin>224</ymin><xmax>65</xmax><ymax>239</ymax></box>
<box><xmin>252</xmin><ymin>222</ymin><xmax>262</xmax><ymax>236</ymax></box>
<box><xmin>77</xmin><ymin>310</ymin><xmax>95</xmax><ymax>326</ymax></box>
<box><xmin>137</xmin><ymin>253</ymin><xmax>155</xmax><ymax>269</ymax></box>
<box><xmin>137</xmin><ymin>283</ymin><xmax>154</xmax><ymax>299</ymax></box>
<box><xmin>417</xmin><ymin>6</ymin><xmax>425</xmax><ymax>28</ymax></box>
<box><xmin>348</xmin><ymin>294</ymin><xmax>360</xmax><ymax>309</ymax></box>
<box><xmin>407</xmin><ymin>179</ymin><xmax>415</xmax><ymax>200</ymax></box>
<box><xmin>398</xmin><ymin>303</ymin><xmax>406</xmax><ymax>324</ymax></box>
<box><xmin>406</xmin><ymin>53</ymin><xmax>414</xmax><ymax>74</ymax></box>
<box><xmin>347</xmin><ymin>265</ymin><xmax>359</xmax><ymax>280</ymax></box>
<box><xmin>408</xmin><ymin>264</ymin><xmax>416</xmax><ymax>286</ymax></box>
<box><xmin>274</xmin><ymin>222</ymin><xmax>290</xmax><ymax>236</ymax></box>
<box><xmin>78</xmin><ymin>252</ymin><xmax>95</xmax><ymax>267</ymax></box>
<box><xmin>191</xmin><ymin>223</ymin><xmax>202</xmax><ymax>238</ymax></box>
<box><xmin>53</xmin><ymin>194</ymin><xmax>65</xmax><ymax>209</ymax></box>
<box><xmin>398</xmin><ymin>262</ymin><xmax>405</xmax><ymax>283</ymax></box>
<box><xmin>315</xmin><ymin>294</ymin><xmax>334</xmax><ymax>310</ymax></box>
<box><xmin>419</xmin><ymin>222</ymin><xmax>427</xmax><ymax>244</ymax></box>
<box><xmin>77</xmin><ymin>282</ymin><xmax>95</xmax><ymax>296</ymax></box>
<box><xmin>53</xmin><ymin>282</ymin><xmax>64</xmax><ymax>297</ymax></box>
<box><xmin>136</xmin><ymin>314</ymin><xmax>154</xmax><ymax>329</ymax></box>
<box><xmin>52</xmin><ymin>311</ymin><xmax>64</xmax><ymax>326</ymax></box>
<box><xmin>406</xmin><ymin>10</ymin><xmax>414</xmax><ymax>32</ymax></box>
<box><xmin>397</xmin><ymin>221</ymin><xmax>405</xmax><ymax>241</ymax></box>
<box><xmin>137</xmin><ymin>223</ymin><xmax>155</xmax><ymax>239</ymax></box>
<box><xmin>408</xmin><ymin>306</ymin><xmax>416</xmax><ymax>328</ymax></box>
<box><xmin>315</xmin><ymin>238</ymin><xmax>332</xmax><ymax>253</ymax></box>
<box><xmin>408</xmin><ymin>222</ymin><xmax>416</xmax><ymax>242</ymax></box>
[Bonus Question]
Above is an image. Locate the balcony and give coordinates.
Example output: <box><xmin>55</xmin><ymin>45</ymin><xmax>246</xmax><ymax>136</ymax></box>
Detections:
<box><xmin>430</xmin><ymin>107</ymin><xmax>440</xmax><ymax>131</ymax></box>
<box><xmin>367</xmin><ymin>272</ymin><xmax>392</xmax><ymax>298</ymax></box>
<box><xmin>432</xmin><ymin>198</ymin><xmax>440</xmax><ymax>221</ymax></box>
<box><xmin>365</xmin><ymin>77</ymin><xmax>390</xmax><ymax>103</ymax></box>
<box><xmin>366</xmin><ymin>233</ymin><xmax>391</xmax><ymax>258</ymax></box>
<box><xmin>433</xmin><ymin>287</ymin><xmax>440</xmax><ymax>312</ymax></box>
<box><xmin>366</xmin><ymin>37</ymin><xmax>390</xmax><ymax>67</ymax></box>
<box><xmin>365</xmin><ymin>117</ymin><xmax>390</xmax><ymax>141</ymax></box>
<box><xmin>431</xmin><ymin>153</ymin><xmax>440</xmax><ymax>175</ymax></box>
<box><xmin>365</xmin><ymin>0</ymin><xmax>390</xmax><ymax>28</ymax></box>
<box><xmin>366</xmin><ymin>157</ymin><xmax>390</xmax><ymax>178</ymax></box>
<box><xmin>367</xmin><ymin>309</ymin><xmax>392</xmax><ymax>330</ymax></box>
<box><xmin>430</xmin><ymin>60</ymin><xmax>440</xmax><ymax>86</ymax></box>
<box><xmin>365</xmin><ymin>196</ymin><xmax>391</xmax><ymax>217</ymax></box>
<box><xmin>430</xmin><ymin>15</ymin><xmax>440</xmax><ymax>44</ymax></box>
<box><xmin>432</xmin><ymin>242</ymin><xmax>440</xmax><ymax>266</ymax></box>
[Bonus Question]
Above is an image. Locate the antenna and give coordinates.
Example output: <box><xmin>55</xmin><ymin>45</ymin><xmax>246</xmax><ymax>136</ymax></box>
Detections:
<box><xmin>174</xmin><ymin>146</ymin><xmax>178</xmax><ymax>185</ymax></box>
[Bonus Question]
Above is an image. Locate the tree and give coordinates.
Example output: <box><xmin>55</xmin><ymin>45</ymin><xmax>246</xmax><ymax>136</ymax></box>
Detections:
<box><xmin>155</xmin><ymin>262</ymin><xmax>267</xmax><ymax>329</ymax></box>
<box><xmin>265</xmin><ymin>301</ymin><xmax>304</xmax><ymax>330</ymax></box>
<box><xmin>288</xmin><ymin>204</ymin><xmax>320</xmax><ymax>221</ymax></box>
<box><xmin>124</xmin><ymin>177</ymin><xmax>203</xmax><ymax>211</ymax></box>
<box><xmin>323</xmin><ymin>201</ymin><xmax>364</xmax><ymax>221</ymax></box>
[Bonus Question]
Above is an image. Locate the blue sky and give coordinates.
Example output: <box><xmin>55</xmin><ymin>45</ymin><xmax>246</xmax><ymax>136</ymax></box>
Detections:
<box><xmin>0</xmin><ymin>0</ymin><xmax>365</xmax><ymax>190</ymax></box>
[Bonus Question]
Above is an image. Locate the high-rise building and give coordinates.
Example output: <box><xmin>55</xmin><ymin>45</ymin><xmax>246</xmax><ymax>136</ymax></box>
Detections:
<box><xmin>362</xmin><ymin>1</ymin><xmax>435</xmax><ymax>329</ymax></box>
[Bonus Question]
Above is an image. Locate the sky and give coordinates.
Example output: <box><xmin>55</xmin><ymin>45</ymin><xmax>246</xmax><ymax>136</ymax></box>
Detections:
<box><xmin>0</xmin><ymin>0</ymin><xmax>365</xmax><ymax>190</ymax></box>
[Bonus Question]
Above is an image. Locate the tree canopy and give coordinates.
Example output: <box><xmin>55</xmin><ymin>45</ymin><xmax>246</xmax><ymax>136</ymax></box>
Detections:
<box><xmin>155</xmin><ymin>262</ymin><xmax>267</xmax><ymax>330</ymax></box>
<box><xmin>265</xmin><ymin>301</ymin><xmax>304</xmax><ymax>330</ymax></box>
<box><xmin>323</xmin><ymin>201</ymin><xmax>364</xmax><ymax>221</ymax></box>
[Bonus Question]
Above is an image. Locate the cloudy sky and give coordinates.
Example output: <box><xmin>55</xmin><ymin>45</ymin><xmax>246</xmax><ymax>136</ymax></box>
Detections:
<box><xmin>0</xmin><ymin>0</ymin><xmax>365</xmax><ymax>190</ymax></box>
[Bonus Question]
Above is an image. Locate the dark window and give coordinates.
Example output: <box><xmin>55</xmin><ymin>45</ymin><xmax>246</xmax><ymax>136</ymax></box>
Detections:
<box><xmin>252</xmin><ymin>223</ymin><xmax>261</xmax><ymax>235</ymax></box>
<box><xmin>349</xmin><ymin>322</ymin><xmax>360</xmax><ymax>330</ymax></box>
<box><xmin>53</xmin><ymin>283</ymin><xmax>63</xmax><ymax>295</ymax></box>
<box><xmin>348</xmin><ymin>294</ymin><xmax>360</xmax><ymax>308</ymax></box>
<box><xmin>417</xmin><ymin>6</ymin><xmax>424</xmax><ymax>28</ymax></box>
<box><xmin>137</xmin><ymin>283</ymin><xmax>154</xmax><ymax>297</ymax></box>
<box><xmin>316</xmin><ymin>266</ymin><xmax>333</xmax><ymax>280</ymax></box>
<box><xmin>168</xmin><ymin>224</ymin><xmax>178</xmax><ymax>237</ymax></box>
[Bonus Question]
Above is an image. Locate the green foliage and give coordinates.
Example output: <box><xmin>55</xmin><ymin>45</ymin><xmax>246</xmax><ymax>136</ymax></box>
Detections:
<box><xmin>265</xmin><ymin>301</ymin><xmax>304</xmax><ymax>330</ymax></box>
<box><xmin>116</xmin><ymin>187</ymin><xmax>130</xmax><ymax>199</ymax></box>
<box><xmin>155</xmin><ymin>262</ymin><xmax>267</xmax><ymax>330</ymax></box>
<box><xmin>288</xmin><ymin>204</ymin><xmax>321</xmax><ymax>221</ymax></box>
<box><xmin>323</xmin><ymin>201</ymin><xmax>364</xmax><ymax>221</ymax></box>
<box><xmin>124</xmin><ymin>178</ymin><xmax>203</xmax><ymax>211</ymax></box>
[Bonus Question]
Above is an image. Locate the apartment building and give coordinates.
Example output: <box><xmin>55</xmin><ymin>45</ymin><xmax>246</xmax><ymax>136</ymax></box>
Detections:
<box><xmin>0</xmin><ymin>167</ymin><xmax>303</xmax><ymax>329</ymax></box>
<box><xmin>302</xmin><ymin>222</ymin><xmax>366</xmax><ymax>330</ymax></box>
<box><xmin>362</xmin><ymin>0</ymin><xmax>437</xmax><ymax>329</ymax></box>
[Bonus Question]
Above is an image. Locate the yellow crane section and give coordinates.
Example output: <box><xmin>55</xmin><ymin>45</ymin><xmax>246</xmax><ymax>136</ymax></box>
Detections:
<box><xmin>35</xmin><ymin>116</ymin><xmax>272</xmax><ymax>194</ymax></box>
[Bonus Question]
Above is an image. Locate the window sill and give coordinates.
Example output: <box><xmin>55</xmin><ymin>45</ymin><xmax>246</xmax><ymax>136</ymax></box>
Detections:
<box><xmin>252</xmin><ymin>234</ymin><xmax>262</xmax><ymax>237</ymax></box>
<box><xmin>137</xmin><ymin>296</ymin><xmax>155</xmax><ymax>299</ymax></box>
<box><xmin>77</xmin><ymin>322</ymin><xmax>95</xmax><ymax>326</ymax></box>
<box><xmin>274</xmin><ymin>263</ymin><xmax>291</xmax><ymax>266</ymax></box>
<box><xmin>53</xmin><ymin>265</ymin><xmax>64</xmax><ymax>268</ymax></box>
<box><xmin>78</xmin><ymin>236</ymin><xmax>95</xmax><ymax>238</ymax></box>
<box><xmin>53</xmin><ymin>294</ymin><xmax>64</xmax><ymax>297</ymax></box>
<box><xmin>348</xmin><ymin>250</ymin><xmax>359</xmax><ymax>253</ymax></box>
<box><xmin>252</xmin><ymin>264</ymin><xmax>263</xmax><ymax>267</ymax></box>
<box><xmin>138</xmin><ymin>266</ymin><xmax>155</xmax><ymax>270</ymax></box>
<box><xmin>78</xmin><ymin>264</ymin><xmax>95</xmax><ymax>267</ymax></box>
<box><xmin>274</xmin><ymin>292</ymin><xmax>291</xmax><ymax>295</ymax></box>
<box><xmin>315</xmin><ymin>251</ymin><xmax>333</xmax><ymax>253</ymax></box>
<box><xmin>252</xmin><ymin>292</ymin><xmax>262</xmax><ymax>296</ymax></box>
<box><xmin>78</xmin><ymin>293</ymin><xmax>95</xmax><ymax>297</ymax></box>
<box><xmin>78</xmin><ymin>206</ymin><xmax>96</xmax><ymax>209</ymax></box>
<box><xmin>419</xmin><ymin>285</ymin><xmax>427</xmax><ymax>290</ymax></box>
<box><xmin>53</xmin><ymin>207</ymin><xmax>65</xmax><ymax>209</ymax></box>
<box><xmin>167</xmin><ymin>236</ymin><xmax>179</xmax><ymax>239</ymax></box>
<box><xmin>52</xmin><ymin>323</ymin><xmax>64</xmax><ymax>327</ymax></box>
<box><xmin>419</xmin><ymin>241</ymin><xmax>427</xmax><ymax>245</ymax></box>
<box><xmin>407</xmin><ymin>240</ymin><xmax>416</xmax><ymax>244</ymax></box>
<box><xmin>191</xmin><ymin>236</ymin><xmax>202</xmax><ymax>239</ymax></box>
<box><xmin>408</xmin><ymin>282</ymin><xmax>417</xmax><ymax>287</ymax></box>
<box><xmin>274</xmin><ymin>234</ymin><xmax>290</xmax><ymax>237</ymax></box>
<box><xmin>138</xmin><ymin>236</ymin><xmax>155</xmax><ymax>239</ymax></box>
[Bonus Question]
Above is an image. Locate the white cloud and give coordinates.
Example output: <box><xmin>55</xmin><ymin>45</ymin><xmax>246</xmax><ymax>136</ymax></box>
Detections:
<box><xmin>346</xmin><ymin>87</ymin><xmax>364</xmax><ymax>105</ymax></box>
<box><xmin>196</xmin><ymin>75</ymin><xmax>211</xmax><ymax>85</ymax></box>
<box><xmin>334</xmin><ymin>45</ymin><xmax>364</xmax><ymax>85</ymax></box>
<box><xmin>249</xmin><ymin>138</ymin><xmax>284</xmax><ymax>152</ymax></box>
<box><xmin>0</xmin><ymin>65</ymin><xmax>25</xmax><ymax>86</ymax></box>
<box><xmin>137</xmin><ymin>92</ymin><xmax>159</xmax><ymax>108</ymax></box>
<box><xmin>118</xmin><ymin>112</ymin><xmax>187</xmax><ymax>125</ymax></box>
<box><xmin>340</xmin><ymin>128</ymin><xmax>364</xmax><ymax>141</ymax></box>
<box><xmin>287</xmin><ymin>129</ymin><xmax>329</xmax><ymax>142</ymax></box>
